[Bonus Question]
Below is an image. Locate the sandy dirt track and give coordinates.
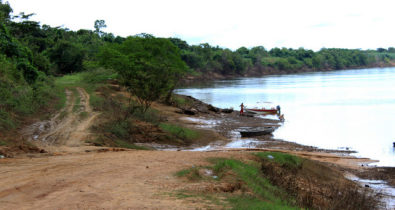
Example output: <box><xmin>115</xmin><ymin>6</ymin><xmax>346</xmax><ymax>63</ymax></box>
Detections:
<box><xmin>20</xmin><ymin>87</ymin><xmax>99</xmax><ymax>154</ymax></box>
<box><xmin>0</xmin><ymin>150</ymin><xmax>240</xmax><ymax>209</ymax></box>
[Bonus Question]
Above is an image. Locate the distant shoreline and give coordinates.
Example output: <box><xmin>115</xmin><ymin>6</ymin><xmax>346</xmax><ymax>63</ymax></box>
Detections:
<box><xmin>181</xmin><ymin>62</ymin><xmax>395</xmax><ymax>84</ymax></box>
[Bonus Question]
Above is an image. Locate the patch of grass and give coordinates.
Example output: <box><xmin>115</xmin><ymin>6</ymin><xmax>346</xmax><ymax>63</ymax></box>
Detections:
<box><xmin>113</xmin><ymin>139</ymin><xmax>149</xmax><ymax>150</ymax></box>
<box><xmin>55</xmin><ymin>68</ymin><xmax>117</xmax><ymax>111</ymax></box>
<box><xmin>108</xmin><ymin>121</ymin><xmax>130</xmax><ymax>139</ymax></box>
<box><xmin>54</xmin><ymin>85</ymin><xmax>67</xmax><ymax>110</ymax></box>
<box><xmin>90</xmin><ymin>94</ymin><xmax>105</xmax><ymax>111</ymax></box>
<box><xmin>0</xmin><ymin>110</ymin><xmax>15</xmax><ymax>130</ymax></box>
<box><xmin>72</xmin><ymin>88</ymin><xmax>81</xmax><ymax>112</ymax></box>
<box><xmin>255</xmin><ymin>152</ymin><xmax>302</xmax><ymax>168</ymax></box>
<box><xmin>159</xmin><ymin>123</ymin><xmax>199</xmax><ymax>141</ymax></box>
<box><xmin>131</xmin><ymin>107</ymin><xmax>162</xmax><ymax>124</ymax></box>
<box><xmin>0</xmin><ymin>140</ymin><xmax>8</xmax><ymax>146</ymax></box>
<box><xmin>79</xmin><ymin>111</ymin><xmax>88</xmax><ymax>119</ymax></box>
<box><xmin>227</xmin><ymin>195</ymin><xmax>294</xmax><ymax>210</ymax></box>
<box><xmin>207</xmin><ymin>158</ymin><xmax>298</xmax><ymax>209</ymax></box>
<box><xmin>81</xmin><ymin>68</ymin><xmax>118</xmax><ymax>84</ymax></box>
<box><xmin>171</xmin><ymin>95</ymin><xmax>192</xmax><ymax>107</ymax></box>
<box><xmin>59</xmin><ymin>110</ymin><xmax>68</xmax><ymax>120</ymax></box>
<box><xmin>175</xmin><ymin>167</ymin><xmax>202</xmax><ymax>181</ymax></box>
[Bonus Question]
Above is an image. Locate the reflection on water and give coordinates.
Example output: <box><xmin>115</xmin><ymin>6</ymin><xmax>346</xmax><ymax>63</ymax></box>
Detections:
<box><xmin>176</xmin><ymin>67</ymin><xmax>395</xmax><ymax>166</ymax></box>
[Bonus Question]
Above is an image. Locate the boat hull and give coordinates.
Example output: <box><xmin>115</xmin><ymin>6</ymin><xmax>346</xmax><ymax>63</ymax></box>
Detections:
<box><xmin>240</xmin><ymin>127</ymin><xmax>275</xmax><ymax>137</ymax></box>
<box><xmin>245</xmin><ymin>108</ymin><xmax>278</xmax><ymax>115</ymax></box>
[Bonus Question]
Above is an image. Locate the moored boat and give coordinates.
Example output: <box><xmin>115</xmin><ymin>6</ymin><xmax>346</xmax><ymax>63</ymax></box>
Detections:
<box><xmin>245</xmin><ymin>108</ymin><xmax>278</xmax><ymax>115</ymax></box>
<box><xmin>240</xmin><ymin>127</ymin><xmax>275</xmax><ymax>137</ymax></box>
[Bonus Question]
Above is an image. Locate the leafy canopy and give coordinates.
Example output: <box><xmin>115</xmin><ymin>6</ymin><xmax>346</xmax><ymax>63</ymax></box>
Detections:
<box><xmin>99</xmin><ymin>35</ymin><xmax>188</xmax><ymax>111</ymax></box>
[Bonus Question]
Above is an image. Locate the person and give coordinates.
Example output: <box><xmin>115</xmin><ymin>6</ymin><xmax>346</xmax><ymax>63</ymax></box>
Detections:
<box><xmin>239</xmin><ymin>103</ymin><xmax>244</xmax><ymax>115</ymax></box>
<box><xmin>279</xmin><ymin>114</ymin><xmax>285</xmax><ymax>122</ymax></box>
<box><xmin>276</xmin><ymin>105</ymin><xmax>281</xmax><ymax>115</ymax></box>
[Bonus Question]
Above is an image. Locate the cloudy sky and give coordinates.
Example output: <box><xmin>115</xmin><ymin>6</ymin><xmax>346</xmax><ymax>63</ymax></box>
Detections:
<box><xmin>6</xmin><ymin>0</ymin><xmax>395</xmax><ymax>51</ymax></box>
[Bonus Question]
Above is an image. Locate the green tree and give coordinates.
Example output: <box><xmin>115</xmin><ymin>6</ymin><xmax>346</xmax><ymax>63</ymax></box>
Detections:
<box><xmin>99</xmin><ymin>35</ymin><xmax>188</xmax><ymax>112</ymax></box>
<box><xmin>94</xmin><ymin>19</ymin><xmax>106</xmax><ymax>37</ymax></box>
<box><xmin>0</xmin><ymin>0</ymin><xmax>12</xmax><ymax>23</ymax></box>
<box><xmin>48</xmin><ymin>40</ymin><xmax>85</xmax><ymax>74</ymax></box>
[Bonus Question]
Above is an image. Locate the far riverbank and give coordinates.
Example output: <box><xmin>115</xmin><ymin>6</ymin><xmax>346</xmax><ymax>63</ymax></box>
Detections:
<box><xmin>181</xmin><ymin>62</ymin><xmax>395</xmax><ymax>85</ymax></box>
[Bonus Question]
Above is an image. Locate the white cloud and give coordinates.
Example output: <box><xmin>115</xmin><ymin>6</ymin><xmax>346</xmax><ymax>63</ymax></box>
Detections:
<box><xmin>6</xmin><ymin>0</ymin><xmax>395</xmax><ymax>50</ymax></box>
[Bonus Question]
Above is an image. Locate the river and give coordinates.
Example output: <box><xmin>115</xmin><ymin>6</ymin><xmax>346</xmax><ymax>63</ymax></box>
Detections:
<box><xmin>176</xmin><ymin>67</ymin><xmax>395</xmax><ymax>167</ymax></box>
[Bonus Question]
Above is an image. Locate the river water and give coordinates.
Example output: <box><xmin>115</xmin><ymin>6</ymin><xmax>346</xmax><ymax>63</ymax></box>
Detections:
<box><xmin>176</xmin><ymin>67</ymin><xmax>395</xmax><ymax>167</ymax></box>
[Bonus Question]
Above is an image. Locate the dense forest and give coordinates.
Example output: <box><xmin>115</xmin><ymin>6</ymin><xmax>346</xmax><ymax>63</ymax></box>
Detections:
<box><xmin>1</xmin><ymin>0</ymin><xmax>395</xmax><ymax>130</ymax></box>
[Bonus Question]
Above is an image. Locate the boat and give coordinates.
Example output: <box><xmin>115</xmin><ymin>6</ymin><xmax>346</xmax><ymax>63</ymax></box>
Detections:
<box><xmin>245</xmin><ymin>108</ymin><xmax>278</xmax><ymax>115</ymax></box>
<box><xmin>239</xmin><ymin>127</ymin><xmax>275</xmax><ymax>137</ymax></box>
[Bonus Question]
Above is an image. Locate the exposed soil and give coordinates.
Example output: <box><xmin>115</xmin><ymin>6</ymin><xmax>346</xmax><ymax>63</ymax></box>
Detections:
<box><xmin>0</xmin><ymin>150</ymin><xmax>242</xmax><ymax>209</ymax></box>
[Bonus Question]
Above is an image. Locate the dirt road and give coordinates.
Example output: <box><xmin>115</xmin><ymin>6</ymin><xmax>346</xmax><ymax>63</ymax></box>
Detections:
<box><xmin>0</xmin><ymin>150</ymin><xmax>239</xmax><ymax>209</ymax></box>
<box><xmin>20</xmin><ymin>87</ymin><xmax>99</xmax><ymax>154</ymax></box>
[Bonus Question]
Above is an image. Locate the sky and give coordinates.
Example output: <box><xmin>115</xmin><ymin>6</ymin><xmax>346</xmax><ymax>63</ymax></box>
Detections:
<box><xmin>6</xmin><ymin>0</ymin><xmax>395</xmax><ymax>51</ymax></box>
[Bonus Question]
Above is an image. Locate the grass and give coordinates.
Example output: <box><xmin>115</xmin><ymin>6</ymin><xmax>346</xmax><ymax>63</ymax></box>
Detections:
<box><xmin>132</xmin><ymin>107</ymin><xmax>162</xmax><ymax>124</ymax></box>
<box><xmin>59</xmin><ymin>110</ymin><xmax>68</xmax><ymax>120</ymax></box>
<box><xmin>159</xmin><ymin>123</ymin><xmax>199</xmax><ymax>141</ymax></box>
<box><xmin>175</xmin><ymin>153</ymin><xmax>379</xmax><ymax>209</ymax></box>
<box><xmin>175</xmin><ymin>157</ymin><xmax>298</xmax><ymax>209</ymax></box>
<box><xmin>72</xmin><ymin>88</ymin><xmax>81</xmax><ymax>112</ymax></box>
<box><xmin>209</xmin><ymin>158</ymin><xmax>297</xmax><ymax>209</ymax></box>
<box><xmin>175</xmin><ymin>167</ymin><xmax>203</xmax><ymax>181</ymax></box>
<box><xmin>54</xmin><ymin>68</ymin><xmax>117</xmax><ymax>110</ymax></box>
<box><xmin>171</xmin><ymin>95</ymin><xmax>192</xmax><ymax>107</ymax></box>
<box><xmin>255</xmin><ymin>152</ymin><xmax>302</xmax><ymax>168</ymax></box>
<box><xmin>0</xmin><ymin>140</ymin><xmax>8</xmax><ymax>146</ymax></box>
<box><xmin>79</xmin><ymin>111</ymin><xmax>88</xmax><ymax>119</ymax></box>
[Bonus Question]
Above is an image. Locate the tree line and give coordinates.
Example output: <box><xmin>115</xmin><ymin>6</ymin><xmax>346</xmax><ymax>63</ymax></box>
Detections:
<box><xmin>170</xmin><ymin>38</ymin><xmax>395</xmax><ymax>76</ymax></box>
<box><xmin>1</xmin><ymin>0</ymin><xmax>395</xmax><ymax>129</ymax></box>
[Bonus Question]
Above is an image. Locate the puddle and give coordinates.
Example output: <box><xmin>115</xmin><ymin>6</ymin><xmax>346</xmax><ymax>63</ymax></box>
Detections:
<box><xmin>188</xmin><ymin>129</ymin><xmax>266</xmax><ymax>151</ymax></box>
<box><xmin>255</xmin><ymin>114</ymin><xmax>281</xmax><ymax>121</ymax></box>
<box><xmin>346</xmin><ymin>173</ymin><xmax>395</xmax><ymax>209</ymax></box>
<box><xmin>224</xmin><ymin>138</ymin><xmax>262</xmax><ymax>148</ymax></box>
<box><xmin>182</xmin><ymin>117</ymin><xmax>222</xmax><ymax>129</ymax></box>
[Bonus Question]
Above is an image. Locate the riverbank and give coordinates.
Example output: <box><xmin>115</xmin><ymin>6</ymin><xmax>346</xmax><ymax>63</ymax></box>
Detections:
<box><xmin>1</xmin><ymin>84</ymin><xmax>394</xmax><ymax>208</ymax></box>
<box><xmin>181</xmin><ymin>62</ymin><xmax>395</xmax><ymax>85</ymax></box>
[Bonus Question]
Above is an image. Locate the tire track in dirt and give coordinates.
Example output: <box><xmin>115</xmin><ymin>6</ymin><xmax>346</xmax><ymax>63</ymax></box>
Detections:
<box><xmin>20</xmin><ymin>87</ymin><xmax>99</xmax><ymax>153</ymax></box>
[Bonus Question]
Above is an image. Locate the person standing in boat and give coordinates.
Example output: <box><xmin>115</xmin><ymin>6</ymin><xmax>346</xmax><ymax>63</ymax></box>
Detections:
<box><xmin>240</xmin><ymin>103</ymin><xmax>244</xmax><ymax>115</ymax></box>
<box><xmin>276</xmin><ymin>105</ymin><xmax>281</xmax><ymax>115</ymax></box>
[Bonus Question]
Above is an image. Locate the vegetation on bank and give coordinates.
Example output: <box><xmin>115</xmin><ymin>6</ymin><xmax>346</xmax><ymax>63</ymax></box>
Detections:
<box><xmin>1</xmin><ymin>0</ymin><xmax>395</xmax><ymax>133</ymax></box>
<box><xmin>176</xmin><ymin>152</ymin><xmax>380</xmax><ymax>209</ymax></box>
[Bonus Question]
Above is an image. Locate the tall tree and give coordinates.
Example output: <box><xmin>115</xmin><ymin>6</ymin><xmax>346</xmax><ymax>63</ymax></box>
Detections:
<box><xmin>94</xmin><ymin>19</ymin><xmax>106</xmax><ymax>37</ymax></box>
<box><xmin>99</xmin><ymin>35</ymin><xmax>188</xmax><ymax>112</ymax></box>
